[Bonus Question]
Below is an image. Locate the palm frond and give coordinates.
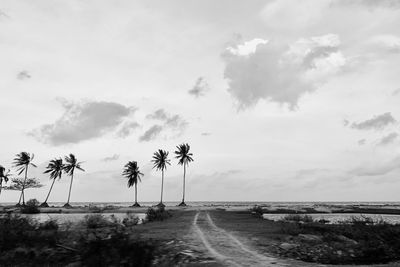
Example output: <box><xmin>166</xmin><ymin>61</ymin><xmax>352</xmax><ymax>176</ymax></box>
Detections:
<box><xmin>174</xmin><ymin>143</ymin><xmax>194</xmax><ymax>166</ymax></box>
<box><xmin>122</xmin><ymin>161</ymin><xmax>143</xmax><ymax>188</ymax></box>
<box><xmin>151</xmin><ymin>149</ymin><xmax>171</xmax><ymax>171</ymax></box>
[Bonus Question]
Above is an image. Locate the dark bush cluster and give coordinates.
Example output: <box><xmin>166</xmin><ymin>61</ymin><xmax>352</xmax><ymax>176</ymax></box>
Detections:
<box><xmin>20</xmin><ymin>199</ymin><xmax>40</xmax><ymax>214</ymax></box>
<box><xmin>277</xmin><ymin>215</ymin><xmax>400</xmax><ymax>264</ymax></box>
<box><xmin>146</xmin><ymin>206</ymin><xmax>171</xmax><ymax>222</ymax></box>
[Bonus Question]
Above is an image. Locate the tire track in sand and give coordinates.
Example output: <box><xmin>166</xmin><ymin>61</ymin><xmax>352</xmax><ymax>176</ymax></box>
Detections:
<box><xmin>193</xmin><ymin>211</ymin><xmax>289</xmax><ymax>267</ymax></box>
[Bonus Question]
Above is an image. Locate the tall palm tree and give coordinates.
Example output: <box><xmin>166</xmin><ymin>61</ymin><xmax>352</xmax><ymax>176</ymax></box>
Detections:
<box><xmin>63</xmin><ymin>154</ymin><xmax>84</xmax><ymax>208</ymax></box>
<box><xmin>152</xmin><ymin>149</ymin><xmax>170</xmax><ymax>207</ymax></box>
<box><xmin>40</xmin><ymin>158</ymin><xmax>64</xmax><ymax>207</ymax></box>
<box><xmin>175</xmin><ymin>143</ymin><xmax>194</xmax><ymax>207</ymax></box>
<box><xmin>12</xmin><ymin>152</ymin><xmax>37</xmax><ymax>206</ymax></box>
<box><xmin>122</xmin><ymin>161</ymin><xmax>143</xmax><ymax>207</ymax></box>
<box><xmin>0</xmin><ymin>165</ymin><xmax>11</xmax><ymax>197</ymax></box>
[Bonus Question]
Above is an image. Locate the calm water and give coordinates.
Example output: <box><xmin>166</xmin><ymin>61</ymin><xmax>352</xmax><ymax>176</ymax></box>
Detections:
<box><xmin>263</xmin><ymin>213</ymin><xmax>400</xmax><ymax>225</ymax></box>
<box><xmin>23</xmin><ymin>213</ymin><xmax>146</xmax><ymax>224</ymax></box>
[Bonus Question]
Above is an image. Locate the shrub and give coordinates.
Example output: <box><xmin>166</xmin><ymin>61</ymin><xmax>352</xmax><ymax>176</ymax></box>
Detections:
<box><xmin>20</xmin><ymin>199</ymin><xmax>40</xmax><ymax>214</ymax></box>
<box><xmin>122</xmin><ymin>213</ymin><xmax>139</xmax><ymax>227</ymax></box>
<box><xmin>282</xmin><ymin>214</ymin><xmax>314</xmax><ymax>223</ymax></box>
<box><xmin>81</xmin><ymin>214</ymin><xmax>114</xmax><ymax>229</ymax></box>
<box><xmin>79</xmin><ymin>227</ymin><xmax>155</xmax><ymax>266</ymax></box>
<box><xmin>250</xmin><ymin>205</ymin><xmax>263</xmax><ymax>218</ymax></box>
<box><xmin>146</xmin><ymin>206</ymin><xmax>171</xmax><ymax>222</ymax></box>
<box><xmin>39</xmin><ymin>219</ymin><xmax>59</xmax><ymax>231</ymax></box>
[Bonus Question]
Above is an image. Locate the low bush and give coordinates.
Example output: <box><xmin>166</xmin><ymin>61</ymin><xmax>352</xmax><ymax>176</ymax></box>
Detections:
<box><xmin>0</xmin><ymin>214</ymin><xmax>59</xmax><ymax>252</ymax></box>
<box><xmin>146</xmin><ymin>206</ymin><xmax>171</xmax><ymax>222</ymax></box>
<box><xmin>82</xmin><ymin>214</ymin><xmax>114</xmax><ymax>229</ymax></box>
<box><xmin>79</xmin><ymin>227</ymin><xmax>155</xmax><ymax>266</ymax></box>
<box><xmin>250</xmin><ymin>205</ymin><xmax>263</xmax><ymax>218</ymax></box>
<box><xmin>122</xmin><ymin>213</ymin><xmax>140</xmax><ymax>227</ymax></box>
<box><xmin>282</xmin><ymin>214</ymin><xmax>314</xmax><ymax>223</ymax></box>
<box><xmin>20</xmin><ymin>199</ymin><xmax>40</xmax><ymax>214</ymax></box>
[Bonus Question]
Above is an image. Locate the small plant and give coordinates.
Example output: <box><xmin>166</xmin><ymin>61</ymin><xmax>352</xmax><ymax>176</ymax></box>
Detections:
<box><xmin>122</xmin><ymin>213</ymin><xmax>140</xmax><ymax>227</ymax></box>
<box><xmin>21</xmin><ymin>198</ymin><xmax>40</xmax><ymax>214</ymax></box>
<box><xmin>282</xmin><ymin>214</ymin><xmax>314</xmax><ymax>223</ymax></box>
<box><xmin>39</xmin><ymin>219</ymin><xmax>59</xmax><ymax>231</ymax></box>
<box><xmin>82</xmin><ymin>214</ymin><xmax>112</xmax><ymax>229</ymax></box>
<box><xmin>146</xmin><ymin>206</ymin><xmax>171</xmax><ymax>222</ymax></box>
<box><xmin>250</xmin><ymin>205</ymin><xmax>263</xmax><ymax>217</ymax></box>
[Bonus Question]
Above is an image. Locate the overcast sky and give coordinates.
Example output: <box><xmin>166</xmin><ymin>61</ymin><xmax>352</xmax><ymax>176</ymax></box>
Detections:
<box><xmin>1</xmin><ymin>0</ymin><xmax>400</xmax><ymax>203</ymax></box>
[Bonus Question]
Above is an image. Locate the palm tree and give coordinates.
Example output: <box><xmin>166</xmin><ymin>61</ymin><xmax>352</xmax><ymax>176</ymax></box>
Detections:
<box><xmin>63</xmin><ymin>154</ymin><xmax>84</xmax><ymax>208</ymax></box>
<box><xmin>13</xmin><ymin>152</ymin><xmax>37</xmax><ymax>206</ymax></box>
<box><xmin>175</xmin><ymin>143</ymin><xmax>194</xmax><ymax>207</ymax></box>
<box><xmin>152</xmin><ymin>149</ymin><xmax>170</xmax><ymax>207</ymax></box>
<box><xmin>40</xmin><ymin>158</ymin><xmax>64</xmax><ymax>207</ymax></box>
<box><xmin>0</xmin><ymin>165</ymin><xmax>11</xmax><ymax>197</ymax></box>
<box><xmin>122</xmin><ymin>161</ymin><xmax>143</xmax><ymax>207</ymax></box>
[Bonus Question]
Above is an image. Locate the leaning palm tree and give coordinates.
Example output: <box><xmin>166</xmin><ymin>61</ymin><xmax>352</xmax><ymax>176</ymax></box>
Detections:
<box><xmin>12</xmin><ymin>152</ymin><xmax>37</xmax><ymax>206</ymax></box>
<box><xmin>63</xmin><ymin>154</ymin><xmax>84</xmax><ymax>208</ymax></box>
<box><xmin>152</xmin><ymin>149</ymin><xmax>170</xmax><ymax>207</ymax></box>
<box><xmin>122</xmin><ymin>161</ymin><xmax>144</xmax><ymax>207</ymax></box>
<box><xmin>0</xmin><ymin>165</ymin><xmax>11</xmax><ymax>197</ymax></box>
<box><xmin>40</xmin><ymin>158</ymin><xmax>64</xmax><ymax>207</ymax></box>
<box><xmin>175</xmin><ymin>143</ymin><xmax>194</xmax><ymax>207</ymax></box>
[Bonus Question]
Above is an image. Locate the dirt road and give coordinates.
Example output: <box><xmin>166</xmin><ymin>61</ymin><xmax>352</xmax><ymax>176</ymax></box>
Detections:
<box><xmin>192</xmin><ymin>211</ymin><xmax>290</xmax><ymax>267</ymax></box>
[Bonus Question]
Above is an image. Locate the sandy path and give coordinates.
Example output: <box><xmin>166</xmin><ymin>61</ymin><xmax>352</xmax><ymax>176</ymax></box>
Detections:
<box><xmin>192</xmin><ymin>211</ymin><xmax>289</xmax><ymax>267</ymax></box>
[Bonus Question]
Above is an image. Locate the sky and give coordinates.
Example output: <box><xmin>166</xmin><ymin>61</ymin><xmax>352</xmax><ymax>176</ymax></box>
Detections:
<box><xmin>1</xmin><ymin>0</ymin><xmax>400</xmax><ymax>203</ymax></box>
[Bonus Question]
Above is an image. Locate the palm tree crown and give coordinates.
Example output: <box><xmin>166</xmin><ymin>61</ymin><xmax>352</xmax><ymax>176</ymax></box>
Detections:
<box><xmin>63</xmin><ymin>154</ymin><xmax>84</xmax><ymax>175</ymax></box>
<box><xmin>44</xmin><ymin>158</ymin><xmax>64</xmax><ymax>180</ymax></box>
<box><xmin>123</xmin><ymin>161</ymin><xmax>143</xmax><ymax>187</ymax></box>
<box><xmin>12</xmin><ymin>152</ymin><xmax>37</xmax><ymax>175</ymax></box>
<box><xmin>0</xmin><ymin>165</ymin><xmax>11</xmax><ymax>183</ymax></box>
<box><xmin>174</xmin><ymin>143</ymin><xmax>194</xmax><ymax>166</ymax></box>
<box><xmin>152</xmin><ymin>150</ymin><xmax>171</xmax><ymax>171</ymax></box>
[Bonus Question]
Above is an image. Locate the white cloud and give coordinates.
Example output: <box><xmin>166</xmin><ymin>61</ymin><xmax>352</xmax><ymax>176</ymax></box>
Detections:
<box><xmin>223</xmin><ymin>34</ymin><xmax>346</xmax><ymax>109</ymax></box>
<box><xmin>369</xmin><ymin>35</ymin><xmax>400</xmax><ymax>53</ymax></box>
<box><xmin>226</xmin><ymin>38</ymin><xmax>268</xmax><ymax>56</ymax></box>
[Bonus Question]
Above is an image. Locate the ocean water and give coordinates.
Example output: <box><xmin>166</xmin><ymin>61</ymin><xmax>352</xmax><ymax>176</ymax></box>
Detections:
<box><xmin>2</xmin><ymin>201</ymin><xmax>399</xmax><ymax>208</ymax></box>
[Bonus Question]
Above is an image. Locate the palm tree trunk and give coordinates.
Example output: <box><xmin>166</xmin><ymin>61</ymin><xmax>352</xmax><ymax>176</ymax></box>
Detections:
<box><xmin>182</xmin><ymin>163</ymin><xmax>186</xmax><ymax>203</ymax></box>
<box><xmin>44</xmin><ymin>178</ymin><xmax>56</xmax><ymax>204</ymax></box>
<box><xmin>0</xmin><ymin>179</ymin><xmax>3</xmax><ymax>196</ymax></box>
<box><xmin>160</xmin><ymin>170</ymin><xmax>164</xmax><ymax>204</ymax></box>
<box><xmin>66</xmin><ymin>173</ymin><xmax>74</xmax><ymax>204</ymax></box>
<box><xmin>135</xmin><ymin>183</ymin><xmax>138</xmax><ymax>204</ymax></box>
<box><xmin>18</xmin><ymin>190</ymin><xmax>23</xmax><ymax>205</ymax></box>
<box><xmin>21</xmin><ymin>166</ymin><xmax>29</xmax><ymax>205</ymax></box>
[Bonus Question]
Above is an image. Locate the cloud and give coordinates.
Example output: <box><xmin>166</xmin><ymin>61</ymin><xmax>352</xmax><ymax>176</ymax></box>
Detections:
<box><xmin>140</xmin><ymin>109</ymin><xmax>188</xmax><ymax>142</ymax></box>
<box><xmin>226</xmin><ymin>38</ymin><xmax>268</xmax><ymax>56</ymax></box>
<box><xmin>337</xmin><ymin>0</ymin><xmax>400</xmax><ymax>9</ymax></box>
<box><xmin>349</xmin><ymin>156</ymin><xmax>400</xmax><ymax>176</ymax></box>
<box><xmin>117</xmin><ymin>121</ymin><xmax>140</xmax><ymax>138</ymax></box>
<box><xmin>378</xmin><ymin>132</ymin><xmax>398</xmax><ymax>146</ymax></box>
<box><xmin>358</xmin><ymin>139</ymin><xmax>366</xmax><ymax>145</ymax></box>
<box><xmin>146</xmin><ymin>109</ymin><xmax>168</xmax><ymax>120</ymax></box>
<box><xmin>350</xmin><ymin>112</ymin><xmax>396</xmax><ymax>130</ymax></box>
<box><xmin>139</xmin><ymin>125</ymin><xmax>163</xmax><ymax>142</ymax></box>
<box><xmin>222</xmin><ymin>34</ymin><xmax>346</xmax><ymax>109</ymax></box>
<box><xmin>393</xmin><ymin>88</ymin><xmax>400</xmax><ymax>96</ymax></box>
<box><xmin>102</xmin><ymin>154</ymin><xmax>120</xmax><ymax>162</ymax></box>
<box><xmin>188</xmin><ymin>77</ymin><xmax>210</xmax><ymax>98</ymax></box>
<box><xmin>30</xmin><ymin>99</ymin><xmax>135</xmax><ymax>145</ymax></box>
<box><xmin>369</xmin><ymin>35</ymin><xmax>400</xmax><ymax>53</ymax></box>
<box><xmin>17</xmin><ymin>71</ymin><xmax>31</xmax><ymax>80</ymax></box>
